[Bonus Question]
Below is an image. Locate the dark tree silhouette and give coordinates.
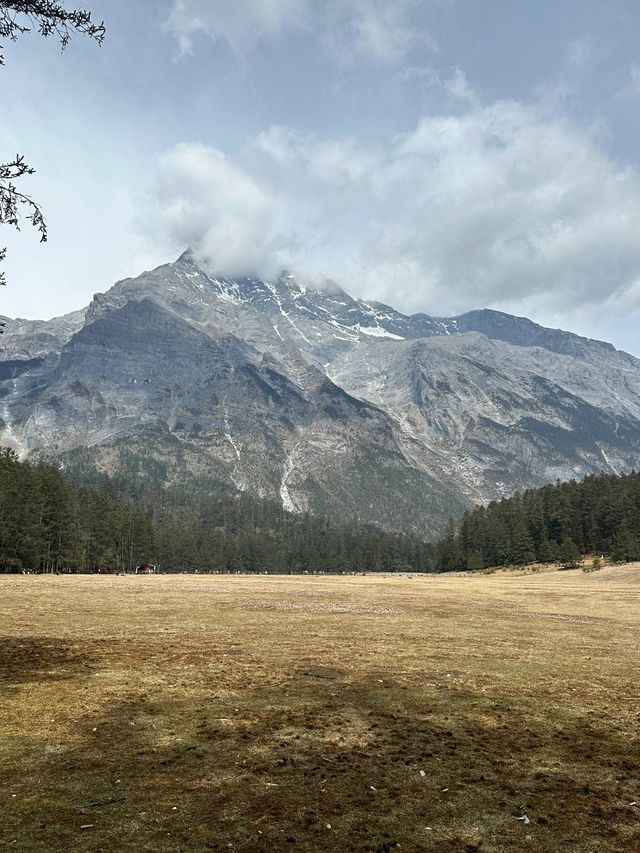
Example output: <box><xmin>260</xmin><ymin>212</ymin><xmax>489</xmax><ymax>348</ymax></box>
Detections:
<box><xmin>0</xmin><ymin>155</ymin><xmax>46</xmax><ymax>288</ymax></box>
<box><xmin>0</xmin><ymin>448</ymin><xmax>435</xmax><ymax>573</ymax></box>
<box><xmin>435</xmin><ymin>469</ymin><xmax>640</xmax><ymax>571</ymax></box>
<box><xmin>0</xmin><ymin>1</ymin><xmax>105</xmax><ymax>64</ymax></box>
<box><xmin>0</xmin><ymin>2</ymin><xmax>105</xmax><ymax>287</ymax></box>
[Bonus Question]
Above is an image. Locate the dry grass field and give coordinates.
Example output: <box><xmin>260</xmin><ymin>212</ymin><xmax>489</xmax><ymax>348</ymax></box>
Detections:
<box><xmin>1</xmin><ymin>568</ymin><xmax>639</xmax><ymax>853</ymax></box>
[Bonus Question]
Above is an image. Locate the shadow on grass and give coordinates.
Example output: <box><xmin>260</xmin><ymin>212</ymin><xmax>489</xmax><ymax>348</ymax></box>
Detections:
<box><xmin>2</xmin><ymin>666</ymin><xmax>639</xmax><ymax>852</ymax></box>
<box><xmin>0</xmin><ymin>637</ymin><xmax>95</xmax><ymax>693</ymax></box>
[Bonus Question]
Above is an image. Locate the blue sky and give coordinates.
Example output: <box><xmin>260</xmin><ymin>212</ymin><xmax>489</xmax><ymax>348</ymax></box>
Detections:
<box><xmin>2</xmin><ymin>0</ymin><xmax>640</xmax><ymax>354</ymax></box>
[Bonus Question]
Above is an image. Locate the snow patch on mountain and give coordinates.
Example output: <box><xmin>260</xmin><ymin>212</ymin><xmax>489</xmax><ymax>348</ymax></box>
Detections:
<box><xmin>280</xmin><ymin>449</ymin><xmax>298</xmax><ymax>513</ymax></box>
<box><xmin>359</xmin><ymin>325</ymin><xmax>405</xmax><ymax>340</ymax></box>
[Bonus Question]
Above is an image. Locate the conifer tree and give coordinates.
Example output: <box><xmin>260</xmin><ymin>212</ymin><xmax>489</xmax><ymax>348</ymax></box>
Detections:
<box><xmin>510</xmin><ymin>520</ymin><xmax>536</xmax><ymax>565</ymax></box>
<box><xmin>559</xmin><ymin>536</ymin><xmax>581</xmax><ymax>568</ymax></box>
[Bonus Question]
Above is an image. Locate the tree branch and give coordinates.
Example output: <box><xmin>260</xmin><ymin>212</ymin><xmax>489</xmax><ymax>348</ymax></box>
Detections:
<box><xmin>0</xmin><ymin>1</ymin><xmax>105</xmax><ymax>64</ymax></box>
<box><xmin>0</xmin><ymin>3</ymin><xmax>105</xmax><ymax>289</ymax></box>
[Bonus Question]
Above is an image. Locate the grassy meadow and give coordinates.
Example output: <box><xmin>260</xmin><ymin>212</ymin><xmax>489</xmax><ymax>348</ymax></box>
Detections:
<box><xmin>1</xmin><ymin>568</ymin><xmax>639</xmax><ymax>852</ymax></box>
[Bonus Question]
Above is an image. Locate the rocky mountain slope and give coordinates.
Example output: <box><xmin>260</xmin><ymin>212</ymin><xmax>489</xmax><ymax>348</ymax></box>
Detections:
<box><xmin>2</xmin><ymin>250</ymin><xmax>640</xmax><ymax>534</ymax></box>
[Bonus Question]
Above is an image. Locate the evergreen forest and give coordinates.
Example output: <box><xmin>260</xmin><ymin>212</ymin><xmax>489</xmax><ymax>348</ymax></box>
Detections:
<box><xmin>0</xmin><ymin>449</ymin><xmax>153</xmax><ymax>572</ymax></box>
<box><xmin>4</xmin><ymin>449</ymin><xmax>640</xmax><ymax>574</ymax></box>
<box><xmin>435</xmin><ymin>470</ymin><xmax>640</xmax><ymax>571</ymax></box>
<box><xmin>0</xmin><ymin>449</ymin><xmax>433</xmax><ymax>573</ymax></box>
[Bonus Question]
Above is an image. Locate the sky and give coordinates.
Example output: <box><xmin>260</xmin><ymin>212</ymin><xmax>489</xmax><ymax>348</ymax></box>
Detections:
<box><xmin>2</xmin><ymin>0</ymin><xmax>640</xmax><ymax>354</ymax></box>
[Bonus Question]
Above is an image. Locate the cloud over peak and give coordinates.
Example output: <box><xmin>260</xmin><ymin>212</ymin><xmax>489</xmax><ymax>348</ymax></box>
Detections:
<box><xmin>149</xmin><ymin>142</ymin><xmax>280</xmax><ymax>279</ymax></box>
<box><xmin>145</xmin><ymin>95</ymin><xmax>640</xmax><ymax>326</ymax></box>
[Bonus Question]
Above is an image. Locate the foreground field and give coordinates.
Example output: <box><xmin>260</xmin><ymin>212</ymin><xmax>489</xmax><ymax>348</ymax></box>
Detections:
<box><xmin>1</xmin><ymin>569</ymin><xmax>639</xmax><ymax>852</ymax></box>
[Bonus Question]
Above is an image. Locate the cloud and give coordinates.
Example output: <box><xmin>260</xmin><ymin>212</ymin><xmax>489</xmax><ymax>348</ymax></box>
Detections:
<box><xmin>250</xmin><ymin>124</ymin><xmax>379</xmax><ymax>189</ymax></box>
<box><xmin>146</xmin><ymin>98</ymin><xmax>640</xmax><ymax>322</ymax></box>
<box><xmin>398</xmin><ymin>66</ymin><xmax>478</xmax><ymax>107</ymax></box>
<box><xmin>146</xmin><ymin>142</ymin><xmax>282</xmax><ymax>278</ymax></box>
<box><xmin>165</xmin><ymin>0</ymin><xmax>424</xmax><ymax>64</ymax></box>
<box><xmin>567</xmin><ymin>38</ymin><xmax>591</xmax><ymax>72</ymax></box>
<box><xmin>368</xmin><ymin>102</ymin><xmax>640</xmax><ymax>316</ymax></box>
<box><xmin>326</xmin><ymin>0</ymin><xmax>424</xmax><ymax>66</ymax></box>
<box><xmin>614</xmin><ymin>62</ymin><xmax>640</xmax><ymax>101</ymax></box>
<box><xmin>166</xmin><ymin>0</ymin><xmax>309</xmax><ymax>55</ymax></box>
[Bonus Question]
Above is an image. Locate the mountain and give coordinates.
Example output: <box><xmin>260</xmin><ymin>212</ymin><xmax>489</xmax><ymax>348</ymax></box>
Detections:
<box><xmin>2</xmin><ymin>250</ymin><xmax>640</xmax><ymax>535</ymax></box>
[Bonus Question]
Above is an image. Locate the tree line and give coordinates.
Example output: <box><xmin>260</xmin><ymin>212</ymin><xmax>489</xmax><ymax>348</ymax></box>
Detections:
<box><xmin>6</xmin><ymin>449</ymin><xmax>640</xmax><ymax>574</ymax></box>
<box><xmin>0</xmin><ymin>449</ymin><xmax>435</xmax><ymax>572</ymax></box>
<box><xmin>150</xmin><ymin>489</ymin><xmax>434</xmax><ymax>573</ymax></box>
<box><xmin>0</xmin><ymin>449</ymin><xmax>152</xmax><ymax>571</ymax></box>
<box><xmin>435</xmin><ymin>470</ymin><xmax>640</xmax><ymax>571</ymax></box>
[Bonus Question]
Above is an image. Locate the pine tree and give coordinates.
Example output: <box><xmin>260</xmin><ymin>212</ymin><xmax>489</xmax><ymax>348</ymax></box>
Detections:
<box><xmin>466</xmin><ymin>549</ymin><xmax>484</xmax><ymax>570</ymax></box>
<box><xmin>537</xmin><ymin>537</ymin><xmax>559</xmax><ymax>564</ymax></box>
<box><xmin>510</xmin><ymin>519</ymin><xmax>536</xmax><ymax>565</ymax></box>
<box><xmin>559</xmin><ymin>536</ymin><xmax>581</xmax><ymax>569</ymax></box>
<box><xmin>612</xmin><ymin>520</ymin><xmax>640</xmax><ymax>563</ymax></box>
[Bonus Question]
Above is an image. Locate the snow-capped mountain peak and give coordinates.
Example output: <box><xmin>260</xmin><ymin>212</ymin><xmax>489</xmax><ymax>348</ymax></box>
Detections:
<box><xmin>3</xmin><ymin>250</ymin><xmax>640</xmax><ymax>535</ymax></box>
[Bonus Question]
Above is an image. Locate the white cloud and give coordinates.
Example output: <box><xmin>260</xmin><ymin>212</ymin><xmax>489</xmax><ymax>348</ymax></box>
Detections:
<box><xmin>250</xmin><ymin>124</ymin><xmax>379</xmax><ymax>188</ymax></box>
<box><xmin>328</xmin><ymin>0</ymin><xmax>423</xmax><ymax>65</ymax></box>
<box><xmin>166</xmin><ymin>0</ymin><xmax>309</xmax><ymax>55</ymax></box>
<box><xmin>146</xmin><ymin>142</ymin><xmax>282</xmax><ymax>278</ymax></box>
<box><xmin>368</xmin><ymin>102</ymin><xmax>640</xmax><ymax>314</ymax></box>
<box><xmin>398</xmin><ymin>65</ymin><xmax>478</xmax><ymax>106</ymax></box>
<box><xmin>165</xmin><ymin>0</ymin><xmax>423</xmax><ymax>64</ymax></box>
<box><xmin>147</xmin><ymin>99</ymin><xmax>640</xmax><ymax>324</ymax></box>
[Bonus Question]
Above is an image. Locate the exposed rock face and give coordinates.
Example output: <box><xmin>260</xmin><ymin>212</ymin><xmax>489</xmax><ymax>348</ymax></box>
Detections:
<box><xmin>2</xmin><ymin>250</ymin><xmax>640</xmax><ymax>534</ymax></box>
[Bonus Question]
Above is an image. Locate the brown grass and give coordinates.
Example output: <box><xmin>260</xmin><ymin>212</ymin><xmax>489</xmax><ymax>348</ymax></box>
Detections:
<box><xmin>1</xmin><ymin>567</ymin><xmax>639</xmax><ymax>852</ymax></box>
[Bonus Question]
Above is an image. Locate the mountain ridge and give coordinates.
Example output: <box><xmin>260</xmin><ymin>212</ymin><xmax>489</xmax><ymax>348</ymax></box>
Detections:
<box><xmin>2</xmin><ymin>251</ymin><xmax>640</xmax><ymax>535</ymax></box>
